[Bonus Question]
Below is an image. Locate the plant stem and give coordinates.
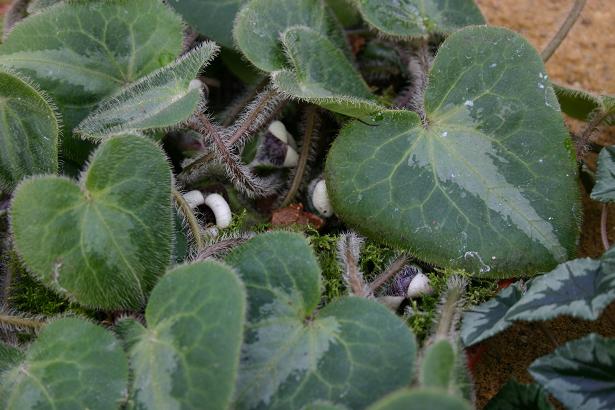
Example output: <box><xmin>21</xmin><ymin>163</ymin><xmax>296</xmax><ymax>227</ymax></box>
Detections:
<box><xmin>222</xmin><ymin>77</ymin><xmax>269</xmax><ymax>127</ymax></box>
<box><xmin>601</xmin><ymin>203</ymin><xmax>610</xmax><ymax>251</ymax></box>
<box><xmin>368</xmin><ymin>254</ymin><xmax>408</xmax><ymax>294</ymax></box>
<box><xmin>344</xmin><ymin>244</ymin><xmax>368</xmax><ymax>297</ymax></box>
<box><xmin>226</xmin><ymin>87</ymin><xmax>281</xmax><ymax>147</ymax></box>
<box><xmin>280</xmin><ymin>106</ymin><xmax>318</xmax><ymax>208</ymax></box>
<box><xmin>0</xmin><ymin>312</ymin><xmax>44</xmax><ymax>331</ymax></box>
<box><xmin>541</xmin><ymin>0</ymin><xmax>587</xmax><ymax>62</ymax></box>
<box><xmin>172</xmin><ymin>188</ymin><xmax>205</xmax><ymax>252</ymax></box>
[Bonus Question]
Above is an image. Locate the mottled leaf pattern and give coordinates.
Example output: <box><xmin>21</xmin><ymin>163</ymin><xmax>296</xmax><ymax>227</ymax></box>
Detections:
<box><xmin>0</xmin><ymin>0</ymin><xmax>183</xmax><ymax>160</ymax></box>
<box><xmin>10</xmin><ymin>135</ymin><xmax>173</xmax><ymax>309</ymax></box>
<box><xmin>226</xmin><ymin>232</ymin><xmax>416</xmax><ymax>410</ymax></box>
<box><xmin>326</xmin><ymin>27</ymin><xmax>580</xmax><ymax>277</ymax></box>
<box><xmin>77</xmin><ymin>42</ymin><xmax>219</xmax><ymax>140</ymax></box>
<box><xmin>234</xmin><ymin>0</ymin><xmax>348</xmax><ymax>72</ymax></box>
<box><xmin>485</xmin><ymin>380</ymin><xmax>553</xmax><ymax>410</ymax></box>
<box><xmin>366</xmin><ymin>388</ymin><xmax>473</xmax><ymax>410</ymax></box>
<box><xmin>530</xmin><ymin>334</ymin><xmax>615</xmax><ymax>410</ymax></box>
<box><xmin>591</xmin><ymin>146</ymin><xmax>615</xmax><ymax>202</ymax></box>
<box><xmin>272</xmin><ymin>26</ymin><xmax>384</xmax><ymax>118</ymax></box>
<box><xmin>117</xmin><ymin>261</ymin><xmax>246</xmax><ymax>410</ymax></box>
<box><xmin>0</xmin><ymin>69</ymin><xmax>58</xmax><ymax>191</ymax></box>
<box><xmin>0</xmin><ymin>318</ymin><xmax>128</xmax><ymax>410</ymax></box>
<box><xmin>354</xmin><ymin>0</ymin><xmax>484</xmax><ymax>37</ymax></box>
<box><xmin>461</xmin><ymin>283</ymin><xmax>523</xmax><ymax>346</ymax></box>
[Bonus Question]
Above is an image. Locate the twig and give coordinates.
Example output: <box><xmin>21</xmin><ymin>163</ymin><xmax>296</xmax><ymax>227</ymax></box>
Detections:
<box><xmin>368</xmin><ymin>254</ymin><xmax>408</xmax><ymax>294</ymax></box>
<box><xmin>541</xmin><ymin>0</ymin><xmax>587</xmax><ymax>62</ymax></box>
<box><xmin>601</xmin><ymin>203</ymin><xmax>610</xmax><ymax>251</ymax></box>
<box><xmin>280</xmin><ymin>105</ymin><xmax>319</xmax><ymax>208</ymax></box>
<box><xmin>172</xmin><ymin>188</ymin><xmax>205</xmax><ymax>252</ymax></box>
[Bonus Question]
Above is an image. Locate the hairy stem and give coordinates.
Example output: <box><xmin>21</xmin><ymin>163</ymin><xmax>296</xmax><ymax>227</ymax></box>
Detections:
<box><xmin>0</xmin><ymin>311</ymin><xmax>44</xmax><ymax>331</ymax></box>
<box><xmin>434</xmin><ymin>278</ymin><xmax>465</xmax><ymax>340</ymax></box>
<box><xmin>227</xmin><ymin>87</ymin><xmax>283</xmax><ymax>147</ymax></box>
<box><xmin>601</xmin><ymin>203</ymin><xmax>610</xmax><ymax>251</ymax></box>
<box><xmin>222</xmin><ymin>77</ymin><xmax>269</xmax><ymax>127</ymax></box>
<box><xmin>368</xmin><ymin>254</ymin><xmax>409</xmax><ymax>294</ymax></box>
<box><xmin>172</xmin><ymin>188</ymin><xmax>205</xmax><ymax>252</ymax></box>
<box><xmin>344</xmin><ymin>245</ymin><xmax>368</xmax><ymax>297</ymax></box>
<box><xmin>280</xmin><ymin>105</ymin><xmax>319</xmax><ymax>208</ymax></box>
<box><xmin>541</xmin><ymin>0</ymin><xmax>587</xmax><ymax>62</ymax></box>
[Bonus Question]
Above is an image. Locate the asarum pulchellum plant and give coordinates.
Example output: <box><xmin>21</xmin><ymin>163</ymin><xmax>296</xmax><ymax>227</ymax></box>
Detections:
<box><xmin>0</xmin><ymin>0</ymin><xmax>613</xmax><ymax>409</ymax></box>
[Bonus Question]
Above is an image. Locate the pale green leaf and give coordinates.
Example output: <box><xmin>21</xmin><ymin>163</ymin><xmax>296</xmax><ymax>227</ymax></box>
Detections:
<box><xmin>233</xmin><ymin>0</ymin><xmax>348</xmax><ymax>72</ymax></box>
<box><xmin>0</xmin><ymin>317</ymin><xmax>128</xmax><ymax>410</ymax></box>
<box><xmin>419</xmin><ymin>340</ymin><xmax>456</xmax><ymax>390</ymax></box>
<box><xmin>353</xmin><ymin>0</ymin><xmax>484</xmax><ymax>37</ymax></box>
<box><xmin>226</xmin><ymin>231</ymin><xmax>416</xmax><ymax>409</ymax></box>
<box><xmin>485</xmin><ymin>380</ymin><xmax>553</xmax><ymax>410</ymax></box>
<box><xmin>10</xmin><ymin>135</ymin><xmax>173</xmax><ymax>309</ymax></box>
<box><xmin>0</xmin><ymin>68</ymin><xmax>58</xmax><ymax>191</ymax></box>
<box><xmin>27</xmin><ymin>0</ymin><xmax>62</xmax><ymax>14</ymax></box>
<box><xmin>117</xmin><ymin>261</ymin><xmax>246</xmax><ymax>410</ymax></box>
<box><xmin>169</xmin><ymin>0</ymin><xmax>245</xmax><ymax>49</ymax></box>
<box><xmin>461</xmin><ymin>283</ymin><xmax>523</xmax><ymax>346</ymax></box>
<box><xmin>0</xmin><ymin>343</ymin><xmax>22</xmax><ymax>374</ymax></box>
<box><xmin>272</xmin><ymin>26</ymin><xmax>384</xmax><ymax>118</ymax></box>
<box><xmin>530</xmin><ymin>333</ymin><xmax>615</xmax><ymax>410</ymax></box>
<box><xmin>366</xmin><ymin>388</ymin><xmax>473</xmax><ymax>410</ymax></box>
<box><xmin>591</xmin><ymin>146</ymin><xmax>615</xmax><ymax>202</ymax></box>
<box><xmin>0</xmin><ymin>0</ymin><xmax>184</xmax><ymax>161</ymax></box>
<box><xmin>326</xmin><ymin>26</ymin><xmax>580</xmax><ymax>276</ymax></box>
<box><xmin>76</xmin><ymin>42</ymin><xmax>219</xmax><ymax>140</ymax></box>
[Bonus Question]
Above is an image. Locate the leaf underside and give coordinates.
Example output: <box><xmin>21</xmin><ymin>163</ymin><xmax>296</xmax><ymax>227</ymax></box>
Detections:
<box><xmin>326</xmin><ymin>26</ymin><xmax>580</xmax><ymax>277</ymax></box>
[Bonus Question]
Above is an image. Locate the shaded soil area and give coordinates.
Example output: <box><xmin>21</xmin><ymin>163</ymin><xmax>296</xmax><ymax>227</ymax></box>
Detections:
<box><xmin>473</xmin><ymin>1</ymin><xmax>615</xmax><ymax>407</ymax></box>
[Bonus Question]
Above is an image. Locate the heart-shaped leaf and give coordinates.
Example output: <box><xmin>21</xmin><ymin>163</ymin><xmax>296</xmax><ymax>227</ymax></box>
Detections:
<box><xmin>0</xmin><ymin>68</ymin><xmax>58</xmax><ymax>191</ymax></box>
<box><xmin>506</xmin><ymin>257</ymin><xmax>615</xmax><ymax>322</ymax></box>
<box><xmin>116</xmin><ymin>261</ymin><xmax>246</xmax><ymax>410</ymax></box>
<box><xmin>485</xmin><ymin>380</ymin><xmax>553</xmax><ymax>410</ymax></box>
<box><xmin>76</xmin><ymin>42</ymin><xmax>220</xmax><ymax>140</ymax></box>
<box><xmin>591</xmin><ymin>146</ymin><xmax>615</xmax><ymax>202</ymax></box>
<box><xmin>461</xmin><ymin>283</ymin><xmax>523</xmax><ymax>347</ymax></box>
<box><xmin>353</xmin><ymin>0</ymin><xmax>484</xmax><ymax>38</ymax></box>
<box><xmin>529</xmin><ymin>333</ymin><xmax>615</xmax><ymax>410</ymax></box>
<box><xmin>366</xmin><ymin>388</ymin><xmax>473</xmax><ymax>410</ymax></box>
<box><xmin>226</xmin><ymin>231</ymin><xmax>416</xmax><ymax>409</ymax></box>
<box><xmin>169</xmin><ymin>0</ymin><xmax>245</xmax><ymax>49</ymax></box>
<box><xmin>0</xmin><ymin>317</ymin><xmax>128</xmax><ymax>410</ymax></box>
<box><xmin>0</xmin><ymin>0</ymin><xmax>184</xmax><ymax>161</ymax></box>
<box><xmin>272</xmin><ymin>26</ymin><xmax>384</xmax><ymax>118</ymax></box>
<box><xmin>10</xmin><ymin>135</ymin><xmax>173</xmax><ymax>309</ymax></box>
<box><xmin>326</xmin><ymin>26</ymin><xmax>580</xmax><ymax>277</ymax></box>
<box><xmin>234</xmin><ymin>0</ymin><xmax>348</xmax><ymax>72</ymax></box>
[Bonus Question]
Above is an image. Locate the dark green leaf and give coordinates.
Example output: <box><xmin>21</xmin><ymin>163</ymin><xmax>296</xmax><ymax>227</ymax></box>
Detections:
<box><xmin>10</xmin><ymin>135</ymin><xmax>173</xmax><ymax>309</ymax></box>
<box><xmin>485</xmin><ymin>380</ymin><xmax>553</xmax><ymax>410</ymax></box>
<box><xmin>0</xmin><ymin>318</ymin><xmax>128</xmax><ymax>410</ymax></box>
<box><xmin>117</xmin><ymin>261</ymin><xmax>246</xmax><ymax>410</ymax></box>
<box><xmin>0</xmin><ymin>343</ymin><xmax>23</xmax><ymax>373</ymax></box>
<box><xmin>461</xmin><ymin>283</ymin><xmax>523</xmax><ymax>346</ymax></box>
<box><xmin>76</xmin><ymin>42</ymin><xmax>219</xmax><ymax>140</ymax></box>
<box><xmin>591</xmin><ymin>146</ymin><xmax>615</xmax><ymax>202</ymax></box>
<box><xmin>353</xmin><ymin>0</ymin><xmax>484</xmax><ymax>37</ymax></box>
<box><xmin>234</xmin><ymin>0</ymin><xmax>348</xmax><ymax>72</ymax></box>
<box><xmin>0</xmin><ymin>68</ymin><xmax>58</xmax><ymax>191</ymax></box>
<box><xmin>554</xmin><ymin>84</ymin><xmax>615</xmax><ymax>125</ymax></box>
<box><xmin>226</xmin><ymin>231</ymin><xmax>416</xmax><ymax>409</ymax></box>
<box><xmin>530</xmin><ymin>333</ymin><xmax>615</xmax><ymax>410</ymax></box>
<box><xmin>326</xmin><ymin>26</ymin><xmax>580</xmax><ymax>276</ymax></box>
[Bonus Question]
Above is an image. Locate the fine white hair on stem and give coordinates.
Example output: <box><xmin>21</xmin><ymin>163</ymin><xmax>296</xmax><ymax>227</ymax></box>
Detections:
<box><xmin>337</xmin><ymin>232</ymin><xmax>371</xmax><ymax>298</ymax></box>
<box><xmin>432</xmin><ymin>275</ymin><xmax>467</xmax><ymax>343</ymax></box>
<box><xmin>193</xmin><ymin>232</ymin><xmax>255</xmax><ymax>261</ymax></box>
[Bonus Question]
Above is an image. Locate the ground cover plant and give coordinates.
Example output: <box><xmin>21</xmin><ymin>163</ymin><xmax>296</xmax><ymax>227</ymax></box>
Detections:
<box><xmin>0</xmin><ymin>0</ymin><xmax>613</xmax><ymax>408</ymax></box>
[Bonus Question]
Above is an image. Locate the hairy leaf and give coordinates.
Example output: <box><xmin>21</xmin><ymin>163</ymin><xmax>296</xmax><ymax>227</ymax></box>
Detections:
<box><xmin>353</xmin><ymin>0</ymin><xmax>484</xmax><ymax>37</ymax></box>
<box><xmin>0</xmin><ymin>68</ymin><xmax>58</xmax><ymax>191</ymax></box>
<box><xmin>0</xmin><ymin>0</ymin><xmax>183</xmax><ymax>160</ymax></box>
<box><xmin>366</xmin><ymin>388</ymin><xmax>473</xmax><ymax>410</ymax></box>
<box><xmin>485</xmin><ymin>380</ymin><xmax>553</xmax><ymax>410</ymax></box>
<box><xmin>326</xmin><ymin>26</ymin><xmax>580</xmax><ymax>276</ymax></box>
<box><xmin>76</xmin><ymin>42</ymin><xmax>219</xmax><ymax>140</ymax></box>
<box><xmin>169</xmin><ymin>0</ymin><xmax>245</xmax><ymax>48</ymax></box>
<box><xmin>591</xmin><ymin>146</ymin><xmax>615</xmax><ymax>202</ymax></box>
<box><xmin>27</xmin><ymin>0</ymin><xmax>62</xmax><ymax>14</ymax></box>
<box><xmin>10</xmin><ymin>135</ymin><xmax>173</xmax><ymax>309</ymax></box>
<box><xmin>554</xmin><ymin>84</ymin><xmax>615</xmax><ymax>125</ymax></box>
<box><xmin>272</xmin><ymin>26</ymin><xmax>384</xmax><ymax>118</ymax></box>
<box><xmin>419</xmin><ymin>340</ymin><xmax>456</xmax><ymax>390</ymax></box>
<box><xmin>530</xmin><ymin>333</ymin><xmax>615</xmax><ymax>410</ymax></box>
<box><xmin>234</xmin><ymin>0</ymin><xmax>348</xmax><ymax>72</ymax></box>
<box><xmin>0</xmin><ymin>318</ymin><xmax>128</xmax><ymax>410</ymax></box>
<box><xmin>461</xmin><ymin>283</ymin><xmax>523</xmax><ymax>346</ymax></box>
<box><xmin>0</xmin><ymin>343</ymin><xmax>22</xmax><ymax>373</ymax></box>
<box><xmin>117</xmin><ymin>261</ymin><xmax>245</xmax><ymax>410</ymax></box>
<box><xmin>226</xmin><ymin>231</ymin><xmax>416</xmax><ymax>409</ymax></box>
<box><xmin>506</xmin><ymin>258</ymin><xmax>615</xmax><ymax>322</ymax></box>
